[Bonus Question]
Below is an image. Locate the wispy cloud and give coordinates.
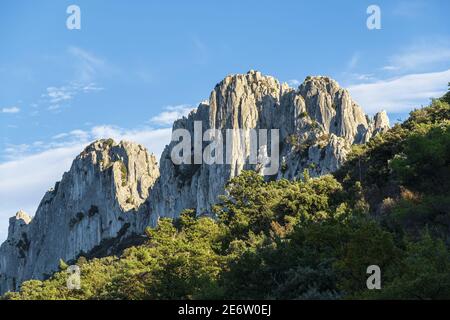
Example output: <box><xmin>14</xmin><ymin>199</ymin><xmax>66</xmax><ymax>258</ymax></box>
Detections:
<box><xmin>3</xmin><ymin>144</ymin><xmax>30</xmax><ymax>159</ymax></box>
<box><xmin>343</xmin><ymin>73</ymin><xmax>376</xmax><ymax>82</ymax></box>
<box><xmin>41</xmin><ymin>82</ymin><xmax>104</xmax><ymax>111</ymax></box>
<box><xmin>5</xmin><ymin>125</ymin><xmax>171</xmax><ymax>160</ymax></box>
<box><xmin>3</xmin><ymin>101</ymin><xmax>188</xmax><ymax>162</ymax></box>
<box><xmin>26</xmin><ymin>47</ymin><xmax>106</xmax><ymax>113</ymax></box>
<box><xmin>383</xmin><ymin>39</ymin><xmax>450</xmax><ymax>72</ymax></box>
<box><xmin>81</xmin><ymin>83</ymin><xmax>103</xmax><ymax>93</ymax></box>
<box><xmin>0</xmin><ymin>124</ymin><xmax>173</xmax><ymax>240</ymax></box>
<box><xmin>381</xmin><ymin>66</ymin><xmax>400</xmax><ymax>71</ymax></box>
<box><xmin>1</xmin><ymin>106</ymin><xmax>20</xmax><ymax>114</ymax></box>
<box><xmin>150</xmin><ymin>105</ymin><xmax>194</xmax><ymax>126</ymax></box>
<box><xmin>347</xmin><ymin>52</ymin><xmax>360</xmax><ymax>70</ymax></box>
<box><xmin>45</xmin><ymin>86</ymin><xmax>74</xmax><ymax>104</ymax></box>
<box><xmin>68</xmin><ymin>46</ymin><xmax>106</xmax><ymax>82</ymax></box>
<box><xmin>339</xmin><ymin>52</ymin><xmax>374</xmax><ymax>83</ymax></box>
<box><xmin>348</xmin><ymin>69</ymin><xmax>450</xmax><ymax>114</ymax></box>
<box><xmin>354</xmin><ymin>74</ymin><xmax>375</xmax><ymax>81</ymax></box>
<box><xmin>0</xmin><ymin>144</ymin><xmax>83</xmax><ymax>241</ymax></box>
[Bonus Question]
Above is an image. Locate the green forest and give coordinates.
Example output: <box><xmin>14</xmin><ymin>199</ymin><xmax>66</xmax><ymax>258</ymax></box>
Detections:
<box><xmin>4</xmin><ymin>90</ymin><xmax>450</xmax><ymax>300</ymax></box>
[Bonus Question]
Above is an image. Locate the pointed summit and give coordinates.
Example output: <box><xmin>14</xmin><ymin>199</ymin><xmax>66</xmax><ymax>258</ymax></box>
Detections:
<box><xmin>373</xmin><ymin>110</ymin><xmax>390</xmax><ymax>132</ymax></box>
<box><xmin>1</xmin><ymin>70</ymin><xmax>388</xmax><ymax>295</ymax></box>
<box><xmin>14</xmin><ymin>210</ymin><xmax>31</xmax><ymax>224</ymax></box>
<box><xmin>1</xmin><ymin>139</ymin><xmax>160</xmax><ymax>294</ymax></box>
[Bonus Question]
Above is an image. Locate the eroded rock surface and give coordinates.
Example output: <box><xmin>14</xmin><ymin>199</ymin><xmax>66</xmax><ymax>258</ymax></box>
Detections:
<box><xmin>0</xmin><ymin>71</ymin><xmax>389</xmax><ymax>294</ymax></box>
<box><xmin>149</xmin><ymin>71</ymin><xmax>389</xmax><ymax>222</ymax></box>
<box><xmin>0</xmin><ymin>140</ymin><xmax>159</xmax><ymax>293</ymax></box>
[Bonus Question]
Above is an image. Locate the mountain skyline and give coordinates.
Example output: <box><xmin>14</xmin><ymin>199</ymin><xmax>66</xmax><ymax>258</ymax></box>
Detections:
<box><xmin>0</xmin><ymin>70</ymin><xmax>394</xmax><ymax>294</ymax></box>
<box><xmin>1</xmin><ymin>0</ymin><xmax>450</xmax><ymax>241</ymax></box>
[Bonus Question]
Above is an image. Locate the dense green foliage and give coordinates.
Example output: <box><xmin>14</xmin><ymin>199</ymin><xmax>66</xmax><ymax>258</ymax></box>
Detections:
<box><xmin>4</xmin><ymin>94</ymin><xmax>450</xmax><ymax>300</ymax></box>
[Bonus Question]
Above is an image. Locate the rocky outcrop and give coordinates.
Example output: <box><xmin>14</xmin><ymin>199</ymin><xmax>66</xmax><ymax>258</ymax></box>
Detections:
<box><xmin>149</xmin><ymin>71</ymin><xmax>389</xmax><ymax>221</ymax></box>
<box><xmin>0</xmin><ymin>71</ymin><xmax>389</xmax><ymax>294</ymax></box>
<box><xmin>0</xmin><ymin>211</ymin><xmax>32</xmax><ymax>292</ymax></box>
<box><xmin>371</xmin><ymin>110</ymin><xmax>390</xmax><ymax>135</ymax></box>
<box><xmin>0</xmin><ymin>139</ymin><xmax>159</xmax><ymax>294</ymax></box>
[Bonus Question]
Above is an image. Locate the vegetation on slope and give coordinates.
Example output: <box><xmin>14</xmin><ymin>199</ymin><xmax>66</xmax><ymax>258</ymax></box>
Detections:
<box><xmin>3</xmin><ymin>92</ymin><xmax>450</xmax><ymax>300</ymax></box>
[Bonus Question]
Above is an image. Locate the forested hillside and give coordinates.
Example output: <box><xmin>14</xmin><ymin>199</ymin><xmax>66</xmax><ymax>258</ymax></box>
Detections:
<box><xmin>4</xmin><ymin>92</ymin><xmax>450</xmax><ymax>300</ymax></box>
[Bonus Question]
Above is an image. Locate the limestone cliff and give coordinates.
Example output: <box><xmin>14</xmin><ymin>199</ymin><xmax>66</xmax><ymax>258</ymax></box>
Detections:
<box><xmin>0</xmin><ymin>140</ymin><xmax>159</xmax><ymax>293</ymax></box>
<box><xmin>149</xmin><ymin>71</ymin><xmax>389</xmax><ymax>221</ymax></box>
<box><xmin>0</xmin><ymin>71</ymin><xmax>389</xmax><ymax>294</ymax></box>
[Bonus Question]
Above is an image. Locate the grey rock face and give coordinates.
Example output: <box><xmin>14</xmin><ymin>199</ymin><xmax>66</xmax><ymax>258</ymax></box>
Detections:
<box><xmin>148</xmin><ymin>71</ymin><xmax>389</xmax><ymax>223</ymax></box>
<box><xmin>0</xmin><ymin>211</ymin><xmax>32</xmax><ymax>292</ymax></box>
<box><xmin>371</xmin><ymin>110</ymin><xmax>390</xmax><ymax>135</ymax></box>
<box><xmin>0</xmin><ymin>139</ymin><xmax>159</xmax><ymax>294</ymax></box>
<box><xmin>0</xmin><ymin>71</ymin><xmax>389</xmax><ymax>294</ymax></box>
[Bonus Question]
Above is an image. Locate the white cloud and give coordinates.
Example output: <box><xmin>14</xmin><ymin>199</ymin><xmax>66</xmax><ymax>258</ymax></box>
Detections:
<box><xmin>34</xmin><ymin>47</ymin><xmax>106</xmax><ymax>112</ymax></box>
<box><xmin>52</xmin><ymin>133</ymin><xmax>69</xmax><ymax>139</ymax></box>
<box><xmin>344</xmin><ymin>73</ymin><xmax>376</xmax><ymax>82</ymax></box>
<box><xmin>1</xmin><ymin>107</ymin><xmax>20</xmax><ymax>114</ymax></box>
<box><xmin>42</xmin><ymin>82</ymin><xmax>104</xmax><ymax>111</ymax></box>
<box><xmin>150</xmin><ymin>105</ymin><xmax>194</xmax><ymax>126</ymax></box>
<box><xmin>348</xmin><ymin>69</ymin><xmax>450</xmax><ymax>114</ymax></box>
<box><xmin>384</xmin><ymin>40</ymin><xmax>450</xmax><ymax>72</ymax></box>
<box><xmin>3</xmin><ymin>144</ymin><xmax>30</xmax><ymax>159</ymax></box>
<box><xmin>355</xmin><ymin>74</ymin><xmax>375</xmax><ymax>81</ymax></box>
<box><xmin>81</xmin><ymin>83</ymin><xmax>104</xmax><ymax>93</ymax></box>
<box><xmin>45</xmin><ymin>86</ymin><xmax>73</xmax><ymax>104</ymax></box>
<box><xmin>0</xmin><ymin>144</ymin><xmax>82</xmax><ymax>241</ymax></box>
<box><xmin>0</xmin><ymin>125</ymin><xmax>172</xmax><ymax>241</ymax></box>
<box><xmin>382</xmin><ymin>66</ymin><xmax>400</xmax><ymax>71</ymax></box>
<box><xmin>8</xmin><ymin>125</ymin><xmax>172</xmax><ymax>161</ymax></box>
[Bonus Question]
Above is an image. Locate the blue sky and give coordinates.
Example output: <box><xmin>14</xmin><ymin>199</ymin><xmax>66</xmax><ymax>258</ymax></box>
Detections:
<box><xmin>0</xmin><ymin>0</ymin><xmax>449</xmax><ymax>240</ymax></box>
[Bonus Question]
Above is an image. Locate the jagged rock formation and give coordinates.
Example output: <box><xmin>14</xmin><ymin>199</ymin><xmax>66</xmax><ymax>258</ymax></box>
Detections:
<box><xmin>149</xmin><ymin>71</ymin><xmax>389</xmax><ymax>221</ymax></box>
<box><xmin>0</xmin><ymin>140</ymin><xmax>159</xmax><ymax>294</ymax></box>
<box><xmin>0</xmin><ymin>71</ymin><xmax>389</xmax><ymax>294</ymax></box>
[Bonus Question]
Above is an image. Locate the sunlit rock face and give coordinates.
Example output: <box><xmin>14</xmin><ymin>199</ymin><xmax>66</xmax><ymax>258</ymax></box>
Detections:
<box><xmin>0</xmin><ymin>71</ymin><xmax>389</xmax><ymax>294</ymax></box>
<box><xmin>0</xmin><ymin>140</ymin><xmax>159</xmax><ymax>294</ymax></box>
<box><xmin>149</xmin><ymin>71</ymin><xmax>388</xmax><ymax>223</ymax></box>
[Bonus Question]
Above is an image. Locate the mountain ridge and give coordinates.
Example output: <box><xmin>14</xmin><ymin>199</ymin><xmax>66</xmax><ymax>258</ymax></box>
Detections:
<box><xmin>0</xmin><ymin>70</ymin><xmax>389</xmax><ymax>294</ymax></box>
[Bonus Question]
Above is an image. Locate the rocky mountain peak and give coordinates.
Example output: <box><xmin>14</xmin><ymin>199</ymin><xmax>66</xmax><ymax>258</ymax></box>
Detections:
<box><xmin>373</xmin><ymin>110</ymin><xmax>390</xmax><ymax>133</ymax></box>
<box><xmin>6</xmin><ymin>211</ymin><xmax>31</xmax><ymax>244</ymax></box>
<box><xmin>149</xmin><ymin>71</ymin><xmax>389</xmax><ymax>222</ymax></box>
<box><xmin>300</xmin><ymin>75</ymin><xmax>340</xmax><ymax>92</ymax></box>
<box><xmin>0</xmin><ymin>71</ymin><xmax>389</xmax><ymax>295</ymax></box>
<box><xmin>0</xmin><ymin>139</ymin><xmax>159</xmax><ymax>294</ymax></box>
<box><xmin>14</xmin><ymin>210</ymin><xmax>31</xmax><ymax>225</ymax></box>
<box><xmin>69</xmin><ymin>139</ymin><xmax>159</xmax><ymax>209</ymax></box>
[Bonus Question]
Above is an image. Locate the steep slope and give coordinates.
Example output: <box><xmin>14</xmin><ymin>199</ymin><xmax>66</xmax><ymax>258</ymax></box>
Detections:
<box><xmin>149</xmin><ymin>71</ymin><xmax>389</xmax><ymax>220</ymax></box>
<box><xmin>0</xmin><ymin>140</ymin><xmax>159</xmax><ymax>293</ymax></box>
